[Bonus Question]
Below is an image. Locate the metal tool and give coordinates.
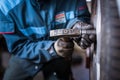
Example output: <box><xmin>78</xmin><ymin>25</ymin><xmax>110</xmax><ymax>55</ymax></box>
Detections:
<box><xmin>50</xmin><ymin>29</ymin><xmax>96</xmax><ymax>37</ymax></box>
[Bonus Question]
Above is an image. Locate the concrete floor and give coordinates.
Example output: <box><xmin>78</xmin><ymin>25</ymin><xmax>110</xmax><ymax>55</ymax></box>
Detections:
<box><xmin>71</xmin><ymin>59</ymin><xmax>89</xmax><ymax>80</ymax></box>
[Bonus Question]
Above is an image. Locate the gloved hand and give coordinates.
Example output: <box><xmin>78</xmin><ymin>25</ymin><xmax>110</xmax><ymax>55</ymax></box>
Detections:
<box><xmin>72</xmin><ymin>21</ymin><xmax>96</xmax><ymax>49</ymax></box>
<box><xmin>54</xmin><ymin>37</ymin><xmax>74</xmax><ymax>58</ymax></box>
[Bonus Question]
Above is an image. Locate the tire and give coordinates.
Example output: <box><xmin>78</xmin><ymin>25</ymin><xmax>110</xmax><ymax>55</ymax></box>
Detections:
<box><xmin>90</xmin><ymin>0</ymin><xmax>120</xmax><ymax>80</ymax></box>
<box><xmin>100</xmin><ymin>0</ymin><xmax>120</xmax><ymax>80</ymax></box>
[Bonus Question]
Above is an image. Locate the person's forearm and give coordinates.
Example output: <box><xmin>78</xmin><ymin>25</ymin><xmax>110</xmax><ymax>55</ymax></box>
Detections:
<box><xmin>12</xmin><ymin>40</ymin><xmax>58</xmax><ymax>63</ymax></box>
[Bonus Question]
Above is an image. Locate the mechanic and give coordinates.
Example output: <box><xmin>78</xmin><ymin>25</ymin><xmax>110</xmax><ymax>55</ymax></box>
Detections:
<box><xmin>0</xmin><ymin>0</ymin><xmax>94</xmax><ymax>80</ymax></box>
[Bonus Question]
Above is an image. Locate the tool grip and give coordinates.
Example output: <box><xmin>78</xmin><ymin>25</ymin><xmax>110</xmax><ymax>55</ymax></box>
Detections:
<box><xmin>50</xmin><ymin>29</ymin><xmax>96</xmax><ymax>37</ymax></box>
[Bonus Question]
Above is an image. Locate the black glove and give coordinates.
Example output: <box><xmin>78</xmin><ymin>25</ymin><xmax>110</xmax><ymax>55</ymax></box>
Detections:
<box><xmin>80</xmin><ymin>34</ymin><xmax>96</xmax><ymax>49</ymax></box>
<box><xmin>72</xmin><ymin>21</ymin><xmax>96</xmax><ymax>49</ymax></box>
<box><xmin>54</xmin><ymin>37</ymin><xmax>74</xmax><ymax>58</ymax></box>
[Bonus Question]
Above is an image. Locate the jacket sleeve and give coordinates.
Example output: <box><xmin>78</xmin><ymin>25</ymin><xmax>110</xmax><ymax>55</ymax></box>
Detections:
<box><xmin>0</xmin><ymin>10</ymin><xmax>14</xmax><ymax>34</ymax></box>
<box><xmin>67</xmin><ymin>0</ymin><xmax>90</xmax><ymax>29</ymax></box>
<box><xmin>9</xmin><ymin>38</ymin><xmax>58</xmax><ymax>63</ymax></box>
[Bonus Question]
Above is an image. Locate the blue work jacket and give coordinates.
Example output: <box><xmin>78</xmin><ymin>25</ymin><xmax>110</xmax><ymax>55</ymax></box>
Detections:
<box><xmin>0</xmin><ymin>0</ymin><xmax>90</xmax><ymax>63</ymax></box>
